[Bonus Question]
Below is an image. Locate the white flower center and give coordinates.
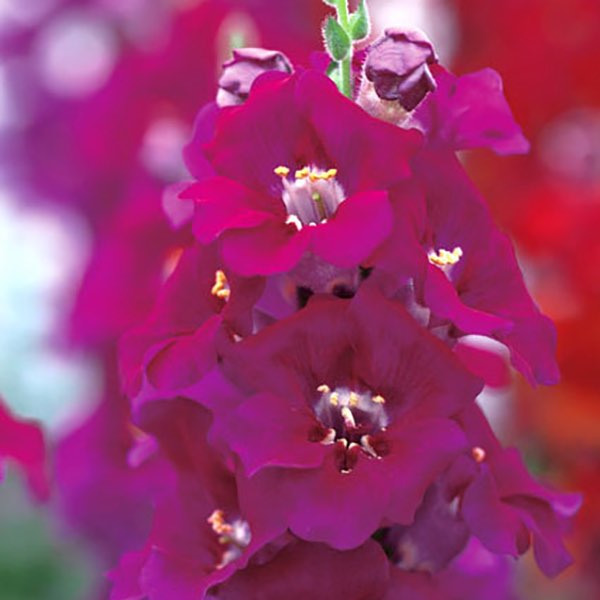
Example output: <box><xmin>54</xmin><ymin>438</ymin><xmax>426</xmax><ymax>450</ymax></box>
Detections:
<box><xmin>274</xmin><ymin>165</ymin><xmax>346</xmax><ymax>229</ymax></box>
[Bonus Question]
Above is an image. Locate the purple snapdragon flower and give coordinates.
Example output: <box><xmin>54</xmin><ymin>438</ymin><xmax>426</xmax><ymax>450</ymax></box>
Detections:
<box><xmin>181</xmin><ymin>69</ymin><xmax>420</xmax><ymax>277</ymax></box>
<box><xmin>111</xmin><ymin>9</ymin><xmax>579</xmax><ymax>597</ymax></box>
<box><xmin>120</xmin><ymin>243</ymin><xmax>264</xmax><ymax>398</ymax></box>
<box><xmin>189</xmin><ymin>287</ymin><xmax>482</xmax><ymax>549</ymax></box>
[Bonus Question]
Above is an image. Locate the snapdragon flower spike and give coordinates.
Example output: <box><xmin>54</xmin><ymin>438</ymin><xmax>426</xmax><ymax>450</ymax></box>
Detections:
<box><xmin>119</xmin><ymin>243</ymin><xmax>264</xmax><ymax>399</ymax></box>
<box><xmin>201</xmin><ymin>288</ymin><xmax>482</xmax><ymax>550</ymax></box>
<box><xmin>0</xmin><ymin>399</ymin><xmax>49</xmax><ymax>501</ymax></box>
<box><xmin>180</xmin><ymin>68</ymin><xmax>421</xmax><ymax>279</ymax></box>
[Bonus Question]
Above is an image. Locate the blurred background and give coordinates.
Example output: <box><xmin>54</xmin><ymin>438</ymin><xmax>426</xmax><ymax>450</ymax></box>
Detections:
<box><xmin>0</xmin><ymin>0</ymin><xmax>598</xmax><ymax>598</ymax></box>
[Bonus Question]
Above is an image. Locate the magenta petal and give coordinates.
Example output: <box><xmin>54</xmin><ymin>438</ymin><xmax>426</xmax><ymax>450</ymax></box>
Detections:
<box><xmin>0</xmin><ymin>401</ymin><xmax>49</xmax><ymax>501</ymax></box>
<box><xmin>413</xmin><ymin>66</ymin><xmax>530</xmax><ymax>155</ymax></box>
<box><xmin>183</xmin><ymin>101</ymin><xmax>219</xmax><ymax>180</ymax></box>
<box><xmin>454</xmin><ymin>340</ymin><xmax>510</xmax><ymax>389</ymax></box>
<box><xmin>296</xmin><ymin>70</ymin><xmax>422</xmax><ymax>192</ymax></box>
<box><xmin>311</xmin><ymin>190</ymin><xmax>393</xmax><ymax>267</ymax></box>
<box><xmin>279</xmin><ymin>452</ymin><xmax>393</xmax><ymax>549</ymax></box>
<box><xmin>184</xmin><ymin>177</ymin><xmax>278</xmax><ymax>244</ymax></box>
<box><xmin>217</xmin><ymin>539</ymin><xmax>390</xmax><ymax>599</ymax></box>
<box><xmin>220</xmin><ymin>222</ymin><xmax>311</xmax><ymax>276</ymax></box>
<box><xmin>162</xmin><ymin>182</ymin><xmax>195</xmax><ymax>229</ymax></box>
<box><xmin>140</xmin><ymin>549</ymin><xmax>204</xmax><ymax>600</ymax></box>
<box><xmin>446</xmin><ymin>68</ymin><xmax>530</xmax><ymax>155</ymax></box>
<box><xmin>349</xmin><ymin>287</ymin><xmax>483</xmax><ymax>419</ymax></box>
<box><xmin>509</xmin><ymin>496</ymin><xmax>574</xmax><ymax>577</ymax></box>
<box><xmin>108</xmin><ymin>550</ymin><xmax>146</xmax><ymax>600</ymax></box>
<box><xmin>462</xmin><ymin>469</ymin><xmax>524</xmax><ymax>556</ymax></box>
<box><xmin>424</xmin><ymin>264</ymin><xmax>512</xmax><ymax>335</ymax></box>
<box><xmin>383</xmin><ymin>418</ymin><xmax>468</xmax><ymax>524</ymax></box>
<box><xmin>145</xmin><ymin>315</ymin><xmax>222</xmax><ymax>391</ymax></box>
<box><xmin>204</xmin><ymin>73</ymin><xmax>310</xmax><ymax>193</ymax></box>
<box><xmin>212</xmin><ymin>392</ymin><xmax>327</xmax><ymax>476</ymax></box>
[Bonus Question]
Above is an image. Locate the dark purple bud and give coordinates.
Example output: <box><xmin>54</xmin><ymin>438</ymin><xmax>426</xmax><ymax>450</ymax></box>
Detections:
<box><xmin>364</xmin><ymin>28</ymin><xmax>438</xmax><ymax>111</ymax></box>
<box><xmin>217</xmin><ymin>47</ymin><xmax>292</xmax><ymax>107</ymax></box>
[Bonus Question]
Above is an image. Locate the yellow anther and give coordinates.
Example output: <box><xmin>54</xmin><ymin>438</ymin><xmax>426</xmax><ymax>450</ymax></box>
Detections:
<box><xmin>317</xmin><ymin>384</ymin><xmax>331</xmax><ymax>394</ymax></box>
<box><xmin>372</xmin><ymin>394</ymin><xmax>386</xmax><ymax>405</ymax></box>
<box><xmin>308</xmin><ymin>168</ymin><xmax>338</xmax><ymax>182</ymax></box>
<box><xmin>211</xmin><ymin>270</ymin><xmax>230</xmax><ymax>300</ymax></box>
<box><xmin>472</xmin><ymin>446</ymin><xmax>486</xmax><ymax>463</ymax></box>
<box><xmin>349</xmin><ymin>392</ymin><xmax>360</xmax><ymax>407</ymax></box>
<box><xmin>208</xmin><ymin>509</ymin><xmax>233</xmax><ymax>536</ymax></box>
<box><xmin>329</xmin><ymin>392</ymin><xmax>339</xmax><ymax>406</ymax></box>
<box><xmin>428</xmin><ymin>247</ymin><xmax>463</xmax><ymax>267</ymax></box>
<box><xmin>295</xmin><ymin>166</ymin><xmax>310</xmax><ymax>179</ymax></box>
<box><xmin>274</xmin><ymin>165</ymin><xmax>290</xmax><ymax>177</ymax></box>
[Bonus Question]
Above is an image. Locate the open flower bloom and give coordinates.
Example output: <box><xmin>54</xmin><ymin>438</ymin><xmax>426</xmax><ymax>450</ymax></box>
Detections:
<box><xmin>368</xmin><ymin>149</ymin><xmax>558</xmax><ymax>386</ymax></box>
<box><xmin>453</xmin><ymin>405</ymin><xmax>581</xmax><ymax>577</ymax></box>
<box><xmin>180</xmin><ymin>69</ymin><xmax>421</xmax><ymax>277</ymax></box>
<box><xmin>389</xmin><ymin>404</ymin><xmax>581</xmax><ymax>579</ymax></box>
<box><xmin>183</xmin><ymin>287</ymin><xmax>482</xmax><ymax>550</ymax></box>
<box><xmin>109</xmin><ymin>398</ymin><xmax>292</xmax><ymax>600</ymax></box>
<box><xmin>119</xmin><ymin>243</ymin><xmax>264</xmax><ymax>399</ymax></box>
<box><xmin>0</xmin><ymin>399</ymin><xmax>49</xmax><ymax>501</ymax></box>
<box><xmin>413</xmin><ymin>150</ymin><xmax>559</xmax><ymax>385</ymax></box>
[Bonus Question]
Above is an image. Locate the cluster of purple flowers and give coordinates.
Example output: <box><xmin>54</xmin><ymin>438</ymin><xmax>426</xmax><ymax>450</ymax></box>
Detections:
<box><xmin>110</xmin><ymin>27</ymin><xmax>579</xmax><ymax>599</ymax></box>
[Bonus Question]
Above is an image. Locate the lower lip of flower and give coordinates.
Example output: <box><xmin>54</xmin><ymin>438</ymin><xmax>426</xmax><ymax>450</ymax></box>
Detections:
<box><xmin>274</xmin><ymin>165</ymin><xmax>345</xmax><ymax>229</ymax></box>
<box><xmin>310</xmin><ymin>384</ymin><xmax>391</xmax><ymax>473</ymax></box>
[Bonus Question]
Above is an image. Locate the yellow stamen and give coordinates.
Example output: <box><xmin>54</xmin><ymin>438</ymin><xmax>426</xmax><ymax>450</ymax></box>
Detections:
<box><xmin>274</xmin><ymin>165</ymin><xmax>290</xmax><ymax>178</ymax></box>
<box><xmin>295</xmin><ymin>166</ymin><xmax>310</xmax><ymax>179</ymax></box>
<box><xmin>372</xmin><ymin>394</ymin><xmax>386</xmax><ymax>405</ymax></box>
<box><xmin>348</xmin><ymin>392</ymin><xmax>360</xmax><ymax>407</ymax></box>
<box><xmin>308</xmin><ymin>168</ymin><xmax>338</xmax><ymax>182</ymax></box>
<box><xmin>317</xmin><ymin>384</ymin><xmax>331</xmax><ymax>394</ymax></box>
<box><xmin>472</xmin><ymin>446</ymin><xmax>486</xmax><ymax>463</ymax></box>
<box><xmin>211</xmin><ymin>270</ymin><xmax>230</xmax><ymax>300</ymax></box>
<box><xmin>428</xmin><ymin>247</ymin><xmax>463</xmax><ymax>267</ymax></box>
<box><xmin>329</xmin><ymin>392</ymin><xmax>339</xmax><ymax>406</ymax></box>
<box><xmin>208</xmin><ymin>509</ymin><xmax>233</xmax><ymax>536</ymax></box>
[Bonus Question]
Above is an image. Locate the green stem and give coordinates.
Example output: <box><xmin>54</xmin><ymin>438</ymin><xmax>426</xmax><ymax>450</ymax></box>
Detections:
<box><xmin>335</xmin><ymin>0</ymin><xmax>352</xmax><ymax>98</ymax></box>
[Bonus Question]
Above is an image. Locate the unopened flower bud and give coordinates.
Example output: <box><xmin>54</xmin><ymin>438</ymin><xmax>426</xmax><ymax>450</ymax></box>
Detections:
<box><xmin>363</xmin><ymin>28</ymin><xmax>438</xmax><ymax>112</ymax></box>
<box><xmin>217</xmin><ymin>47</ymin><xmax>292</xmax><ymax>107</ymax></box>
